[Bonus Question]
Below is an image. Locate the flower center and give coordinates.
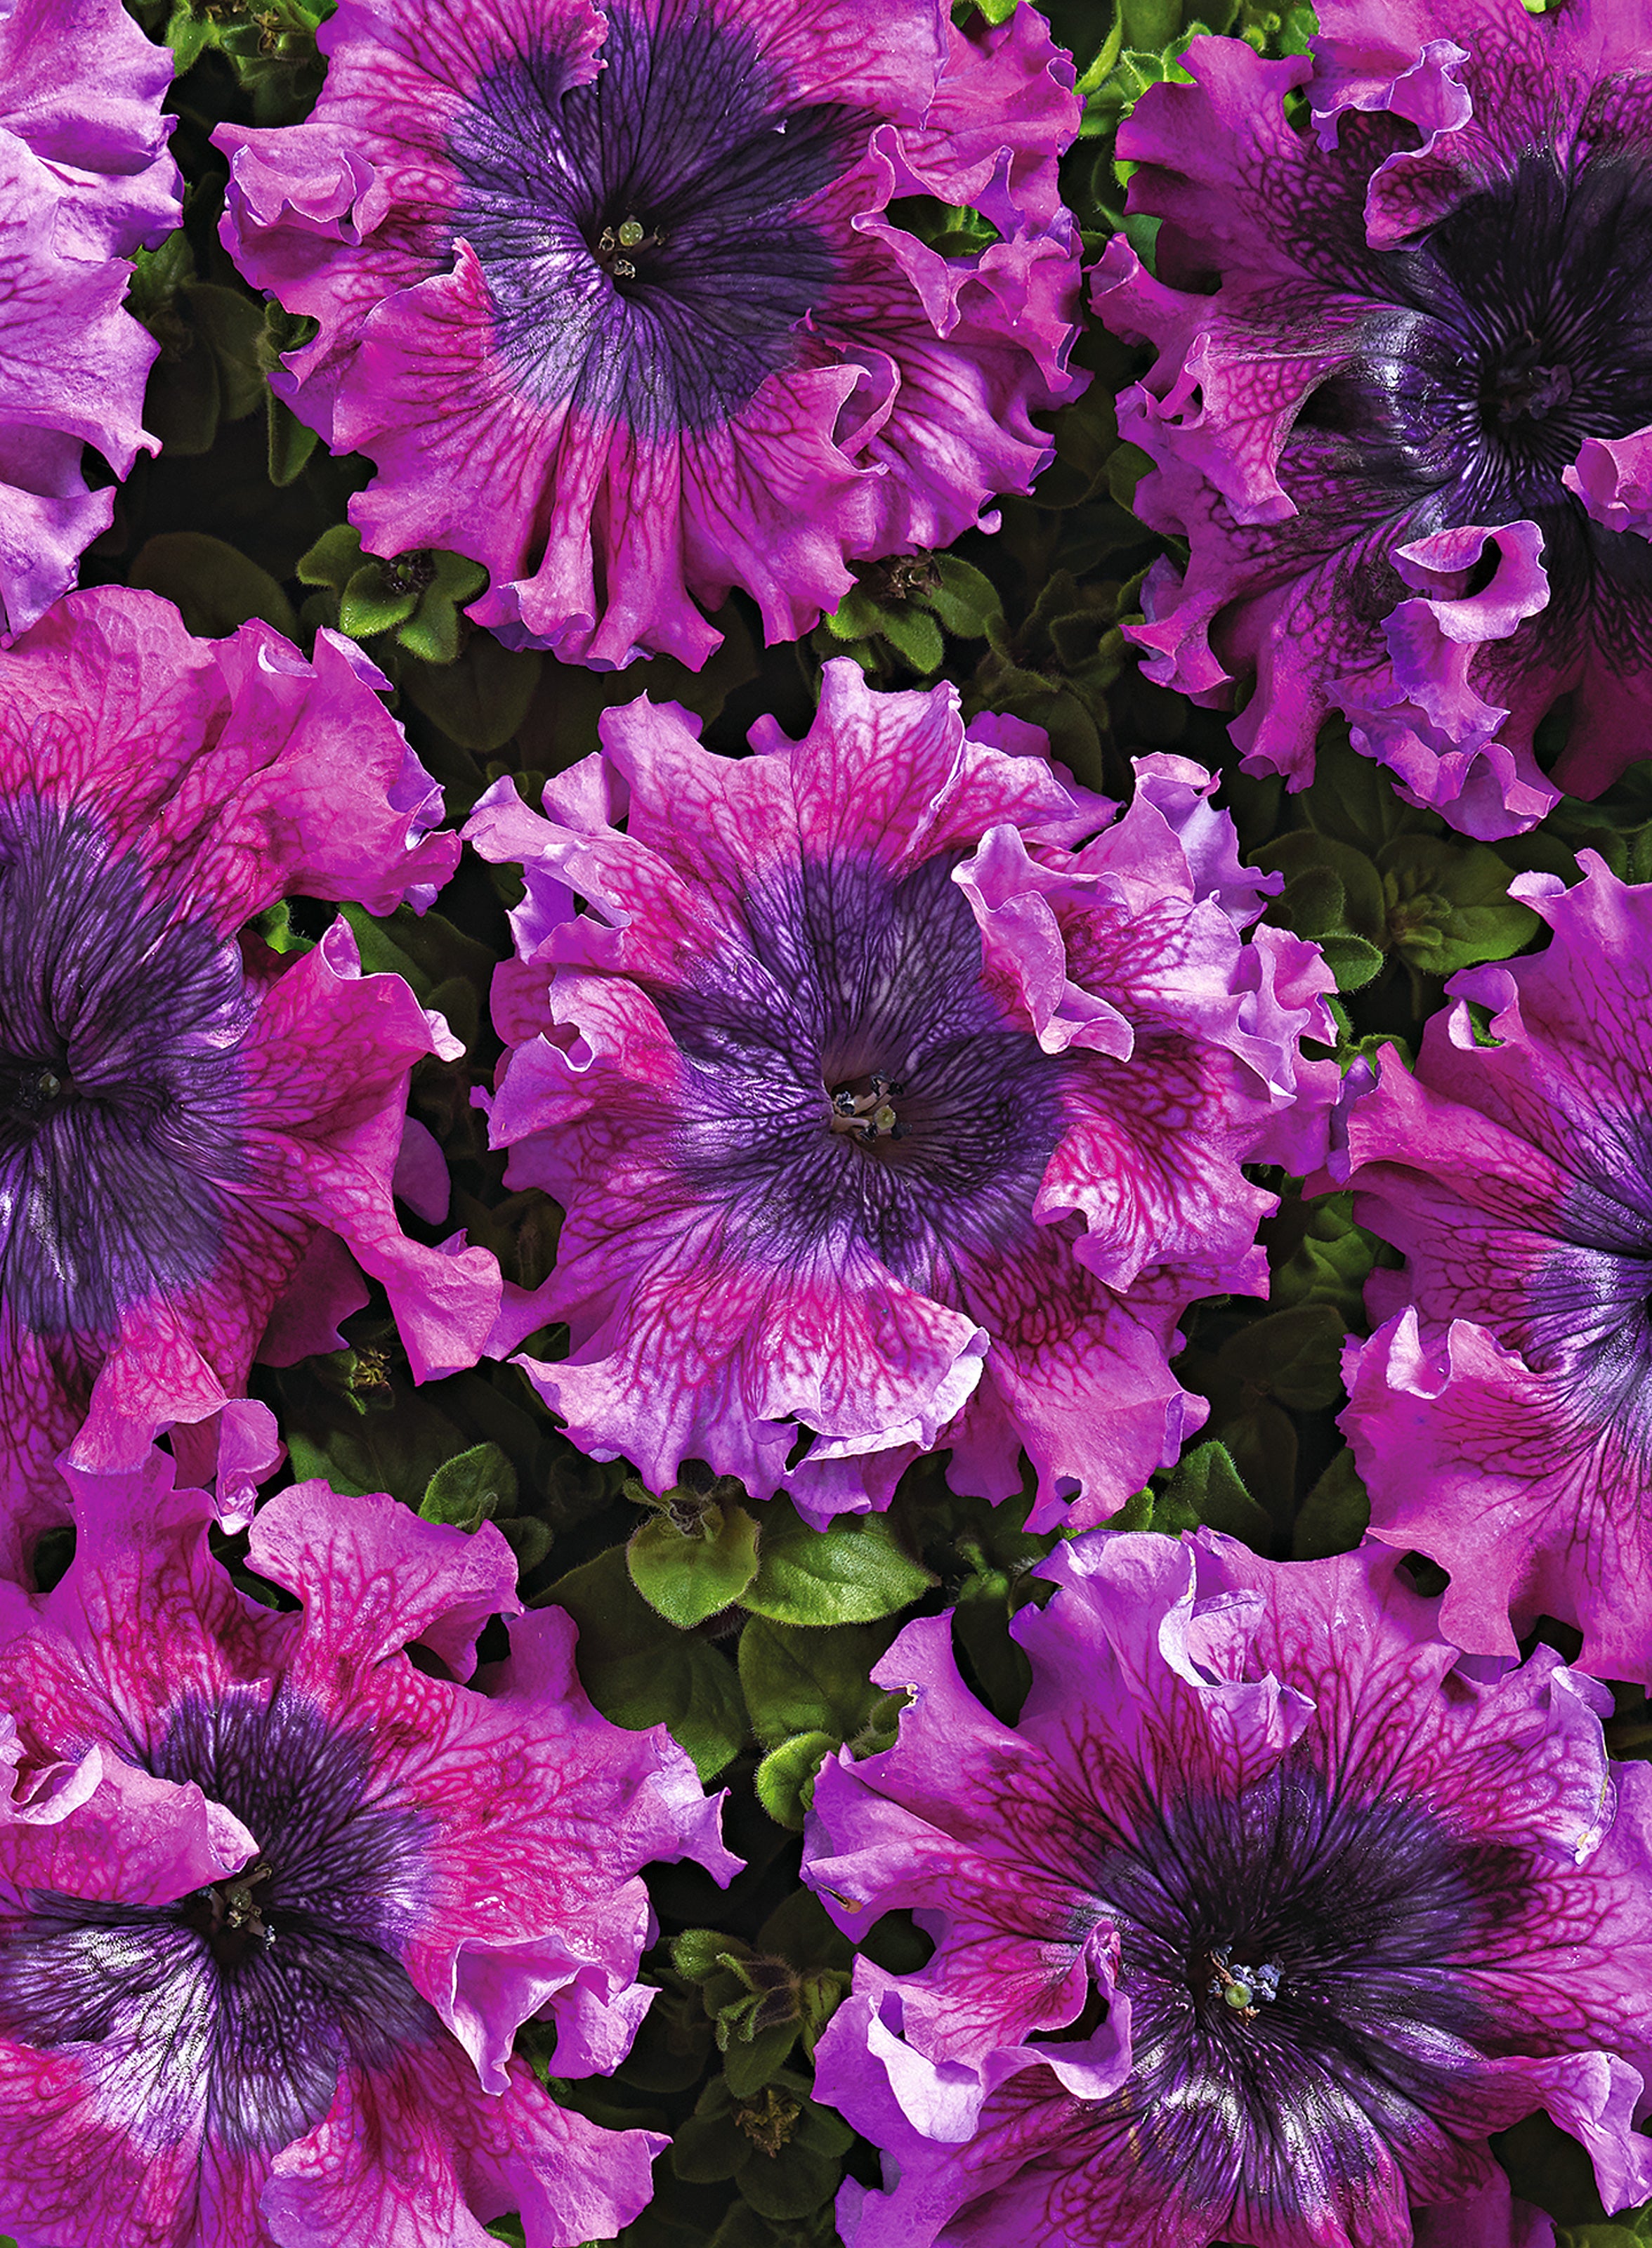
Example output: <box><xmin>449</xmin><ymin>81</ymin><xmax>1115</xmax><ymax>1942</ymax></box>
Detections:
<box><xmin>0</xmin><ymin>1689</ymin><xmax>438</xmax><ymax>2157</ymax></box>
<box><xmin>0</xmin><ymin>795</ymin><xmax>250</xmax><ymax>1338</ymax></box>
<box><xmin>828</xmin><ymin>1071</ymin><xmax>907</xmax><ymax>1143</ymax></box>
<box><xmin>1484</xmin><ymin>330</ymin><xmax>1575</xmax><ymax>429</ymax></box>
<box><xmin>1205</xmin><ymin>1943</ymin><xmax>1283</xmax><ymax>2020</ymax></box>
<box><xmin>592</xmin><ymin>212</ymin><xmax>667</xmax><ymax>282</ymax></box>
<box><xmin>181</xmin><ymin>1858</ymin><xmax>275</xmax><ymax>1966</ymax></box>
<box><xmin>445</xmin><ymin>6</ymin><xmax>861</xmax><ymax>433</ymax></box>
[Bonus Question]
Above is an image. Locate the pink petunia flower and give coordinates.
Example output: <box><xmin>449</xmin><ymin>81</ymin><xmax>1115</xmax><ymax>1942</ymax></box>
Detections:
<box><xmin>0</xmin><ymin>1459</ymin><xmax>736</xmax><ymax>2245</ymax></box>
<box><xmin>805</xmin><ymin>1529</ymin><xmax>1652</xmax><ymax>2247</ymax></box>
<box><xmin>1094</xmin><ymin>0</ymin><xmax>1652</xmax><ymax>840</ymax></box>
<box><xmin>214</xmin><ymin>0</ymin><xmax>1087</xmax><ymax>668</ymax></box>
<box><xmin>464</xmin><ymin>660</ymin><xmax>1335</xmax><ymax>1528</ymax></box>
<box><xmin>1339</xmin><ymin>854</ymin><xmax>1652</xmax><ymax>1680</ymax></box>
<box><xmin>0</xmin><ymin>587</ymin><xmax>519</xmax><ymax>1573</ymax></box>
<box><xmin>0</xmin><ymin>0</ymin><xmax>181</xmax><ymax>636</ymax></box>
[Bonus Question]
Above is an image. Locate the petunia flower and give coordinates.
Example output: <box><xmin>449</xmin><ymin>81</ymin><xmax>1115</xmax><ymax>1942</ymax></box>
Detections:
<box><xmin>0</xmin><ymin>585</ymin><xmax>522</xmax><ymax>1575</ymax></box>
<box><xmin>0</xmin><ymin>0</ymin><xmax>181</xmax><ymax>639</ymax></box>
<box><xmin>0</xmin><ymin>1457</ymin><xmax>737</xmax><ymax>2246</ymax></box>
<box><xmin>1339</xmin><ymin>853</ymin><xmax>1652</xmax><ymax>1682</ymax></box>
<box><xmin>214</xmin><ymin>0</ymin><xmax>1086</xmax><ymax>669</ymax></box>
<box><xmin>1094</xmin><ymin>0</ymin><xmax>1652</xmax><ymax>842</ymax></box>
<box><xmin>804</xmin><ymin>1528</ymin><xmax>1652</xmax><ymax>2248</ymax></box>
<box><xmin>464</xmin><ymin>659</ymin><xmax>1335</xmax><ymax>1529</ymax></box>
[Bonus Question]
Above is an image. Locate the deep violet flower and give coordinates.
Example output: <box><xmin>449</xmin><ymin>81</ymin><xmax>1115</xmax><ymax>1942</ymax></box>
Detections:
<box><xmin>804</xmin><ymin>1529</ymin><xmax>1652</xmax><ymax>2248</ymax></box>
<box><xmin>213</xmin><ymin>0</ymin><xmax>1086</xmax><ymax>669</ymax></box>
<box><xmin>0</xmin><ymin>1457</ymin><xmax>736</xmax><ymax>2246</ymax></box>
<box><xmin>1337</xmin><ymin>854</ymin><xmax>1652</xmax><ymax>1683</ymax></box>
<box><xmin>1094</xmin><ymin>0</ymin><xmax>1652</xmax><ymax>842</ymax></box>
<box><xmin>464</xmin><ymin>660</ymin><xmax>1335</xmax><ymax>1529</ymax></box>
<box><xmin>0</xmin><ymin>0</ymin><xmax>180</xmax><ymax>639</ymax></box>
<box><xmin>0</xmin><ymin>586</ymin><xmax>527</xmax><ymax>1576</ymax></box>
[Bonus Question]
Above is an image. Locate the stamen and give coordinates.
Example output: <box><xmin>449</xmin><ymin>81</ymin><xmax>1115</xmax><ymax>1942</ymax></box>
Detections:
<box><xmin>827</xmin><ymin>1074</ymin><xmax>908</xmax><ymax>1142</ymax></box>
<box><xmin>1206</xmin><ymin>1945</ymin><xmax>1281</xmax><ymax>2022</ymax></box>
<box><xmin>595</xmin><ymin>214</ymin><xmax>666</xmax><ymax>280</ymax></box>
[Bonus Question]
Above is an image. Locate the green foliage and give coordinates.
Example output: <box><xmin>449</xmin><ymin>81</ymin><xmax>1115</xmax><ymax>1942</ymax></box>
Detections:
<box><xmin>297</xmin><ymin>524</ymin><xmax>496</xmax><ymax>670</ymax></box>
<box><xmin>628</xmin><ymin>1479</ymin><xmax>763</xmax><ymax>1629</ymax></box>
<box><xmin>129</xmin><ymin>532</ymin><xmax>299</xmax><ymax>641</ymax></box>
<box><xmin>419</xmin><ymin>1442</ymin><xmax>518</xmax><ymax>1532</ymax></box>
<box><xmin>740</xmin><ymin>1619</ymin><xmax>904</xmax><ymax>1826</ymax></box>
<box><xmin>671</xmin><ymin>2070</ymin><xmax>854</xmax><ymax>2224</ymax></box>
<box><xmin>544</xmin><ymin>1548</ymin><xmax>747</xmax><ymax>1779</ymax></box>
<box><xmin>818</xmin><ymin>552</ymin><xmax>1004</xmax><ymax>679</ymax></box>
<box><xmin>740</xmin><ymin>1499</ymin><xmax>936</xmax><ymax>1626</ymax></box>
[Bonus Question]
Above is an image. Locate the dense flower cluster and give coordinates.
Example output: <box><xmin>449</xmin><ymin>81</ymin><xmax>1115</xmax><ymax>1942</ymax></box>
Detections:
<box><xmin>0</xmin><ymin>0</ymin><xmax>1648</xmax><ymax>2241</ymax></box>
<box><xmin>216</xmin><ymin>0</ymin><xmax>1087</xmax><ymax>667</ymax></box>
<box><xmin>1095</xmin><ymin>0</ymin><xmax>1652</xmax><ymax>839</ymax></box>
<box><xmin>466</xmin><ymin>659</ymin><xmax>1335</xmax><ymax>1527</ymax></box>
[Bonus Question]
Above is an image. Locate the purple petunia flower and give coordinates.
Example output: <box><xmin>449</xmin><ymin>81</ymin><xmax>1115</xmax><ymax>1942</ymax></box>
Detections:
<box><xmin>0</xmin><ymin>586</ymin><xmax>527</xmax><ymax>1574</ymax></box>
<box><xmin>1337</xmin><ymin>854</ymin><xmax>1652</xmax><ymax>1682</ymax></box>
<box><xmin>213</xmin><ymin>0</ymin><xmax>1086</xmax><ymax>669</ymax></box>
<box><xmin>464</xmin><ymin>660</ymin><xmax>1335</xmax><ymax>1527</ymax></box>
<box><xmin>1094</xmin><ymin>0</ymin><xmax>1652</xmax><ymax>841</ymax></box>
<box><xmin>0</xmin><ymin>1456</ymin><xmax>736</xmax><ymax>2245</ymax></box>
<box><xmin>803</xmin><ymin>1529</ymin><xmax>1652</xmax><ymax>2248</ymax></box>
<box><xmin>0</xmin><ymin>0</ymin><xmax>180</xmax><ymax>638</ymax></box>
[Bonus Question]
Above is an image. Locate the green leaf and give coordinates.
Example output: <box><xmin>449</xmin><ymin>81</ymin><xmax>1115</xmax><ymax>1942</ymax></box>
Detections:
<box><xmin>628</xmin><ymin>1501</ymin><xmax>761</xmax><ymax>1628</ymax></box>
<box><xmin>737</xmin><ymin>1619</ymin><xmax>898</xmax><ymax>1751</ymax></box>
<box><xmin>339</xmin><ymin>562</ymin><xmax>420</xmax><ymax>640</ymax></box>
<box><xmin>546</xmin><ymin>1548</ymin><xmax>747</xmax><ymax>1779</ymax></box>
<box><xmin>922</xmin><ymin>554</ymin><xmax>1004</xmax><ymax>638</ymax></box>
<box><xmin>1217</xmin><ymin>1302</ymin><xmax>1347</xmax><ymax>1414</ymax></box>
<box><xmin>1376</xmin><ymin>834</ymin><xmax>1542</xmax><ymax>976</ymax></box>
<box><xmin>1254</xmin><ymin>831</ymin><xmax>1388</xmax><ymax>944</ymax></box>
<box><xmin>742</xmin><ymin>1500</ymin><xmax>934</xmax><ymax>1626</ymax></box>
<box><xmin>1292</xmin><ymin>1449</ymin><xmax>1370</xmax><ymax>1561</ymax></box>
<box><xmin>399</xmin><ymin>635</ymin><xmax>544</xmax><ymax>753</ymax></box>
<box><xmin>296</xmin><ymin>523</ymin><xmax>366</xmax><ymax>596</ymax></box>
<box><xmin>268</xmin><ymin>391</ymin><xmax>321</xmax><ymax>485</ymax></box>
<box><xmin>754</xmin><ymin>1733</ymin><xmax>838</xmax><ymax>1830</ymax></box>
<box><xmin>419</xmin><ymin>1442</ymin><xmax>518</xmax><ymax>1532</ymax></box>
<box><xmin>128</xmin><ymin>532</ymin><xmax>299</xmax><ymax>642</ymax></box>
<box><xmin>877</xmin><ymin>601</ymin><xmax>945</xmax><ymax>674</ymax></box>
<box><xmin>1153</xmin><ymin>1441</ymin><xmax>1273</xmax><ymax>1546</ymax></box>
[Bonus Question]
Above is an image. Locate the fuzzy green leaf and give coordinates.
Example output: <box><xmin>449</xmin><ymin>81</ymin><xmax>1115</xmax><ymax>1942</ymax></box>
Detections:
<box><xmin>399</xmin><ymin>636</ymin><xmax>544</xmax><ymax>752</ymax></box>
<box><xmin>296</xmin><ymin>523</ymin><xmax>365</xmax><ymax>596</ymax></box>
<box><xmin>339</xmin><ymin>563</ymin><xmax>419</xmax><ymax>640</ymax></box>
<box><xmin>1218</xmin><ymin>1302</ymin><xmax>1347</xmax><ymax>1413</ymax></box>
<box><xmin>1153</xmin><ymin>1441</ymin><xmax>1273</xmax><ymax>1546</ymax></box>
<box><xmin>738</xmin><ymin>1619</ymin><xmax>897</xmax><ymax>1751</ymax></box>
<box><xmin>1292</xmin><ymin>1449</ymin><xmax>1370</xmax><ymax>1561</ymax></box>
<box><xmin>877</xmin><ymin>601</ymin><xmax>945</xmax><ymax>674</ymax></box>
<box><xmin>419</xmin><ymin>1442</ymin><xmax>517</xmax><ymax>1532</ymax></box>
<box><xmin>129</xmin><ymin>532</ymin><xmax>298</xmax><ymax>642</ymax></box>
<box><xmin>1377</xmin><ymin>834</ymin><xmax>1542</xmax><ymax>976</ymax></box>
<box><xmin>922</xmin><ymin>554</ymin><xmax>1004</xmax><ymax>638</ymax></box>
<box><xmin>742</xmin><ymin>1501</ymin><xmax>934</xmax><ymax>1626</ymax></box>
<box><xmin>754</xmin><ymin>1733</ymin><xmax>838</xmax><ymax>1831</ymax></box>
<box><xmin>546</xmin><ymin>1548</ymin><xmax>746</xmax><ymax>1778</ymax></box>
<box><xmin>629</xmin><ymin>1503</ymin><xmax>761</xmax><ymax>1629</ymax></box>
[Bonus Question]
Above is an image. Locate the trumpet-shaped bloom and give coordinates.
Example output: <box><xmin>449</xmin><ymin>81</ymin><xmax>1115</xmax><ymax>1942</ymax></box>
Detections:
<box><xmin>1094</xmin><ymin>0</ymin><xmax>1652</xmax><ymax>840</ymax></box>
<box><xmin>215</xmin><ymin>0</ymin><xmax>1086</xmax><ymax>668</ymax></box>
<box><xmin>1340</xmin><ymin>854</ymin><xmax>1652</xmax><ymax>1681</ymax></box>
<box><xmin>805</xmin><ymin>1529</ymin><xmax>1652</xmax><ymax>2248</ymax></box>
<box><xmin>0</xmin><ymin>0</ymin><xmax>181</xmax><ymax>638</ymax></box>
<box><xmin>0</xmin><ymin>1460</ymin><xmax>735</xmax><ymax>2246</ymax></box>
<box><xmin>0</xmin><ymin>586</ymin><xmax>514</xmax><ymax>1574</ymax></box>
<box><xmin>465</xmin><ymin>660</ymin><xmax>1335</xmax><ymax>1528</ymax></box>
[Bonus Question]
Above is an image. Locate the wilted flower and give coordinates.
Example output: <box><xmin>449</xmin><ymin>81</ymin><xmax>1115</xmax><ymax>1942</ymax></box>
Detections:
<box><xmin>0</xmin><ymin>1460</ymin><xmax>735</xmax><ymax>2244</ymax></box>
<box><xmin>465</xmin><ymin>660</ymin><xmax>1334</xmax><ymax>1527</ymax></box>
<box><xmin>0</xmin><ymin>0</ymin><xmax>181</xmax><ymax>636</ymax></box>
<box><xmin>0</xmin><ymin>587</ymin><xmax>513</xmax><ymax>1571</ymax></box>
<box><xmin>215</xmin><ymin>0</ymin><xmax>1086</xmax><ymax>667</ymax></box>
<box><xmin>1341</xmin><ymin>854</ymin><xmax>1652</xmax><ymax>1681</ymax></box>
<box><xmin>1095</xmin><ymin>0</ymin><xmax>1652</xmax><ymax>839</ymax></box>
<box><xmin>805</xmin><ymin>1529</ymin><xmax>1652</xmax><ymax>2247</ymax></box>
